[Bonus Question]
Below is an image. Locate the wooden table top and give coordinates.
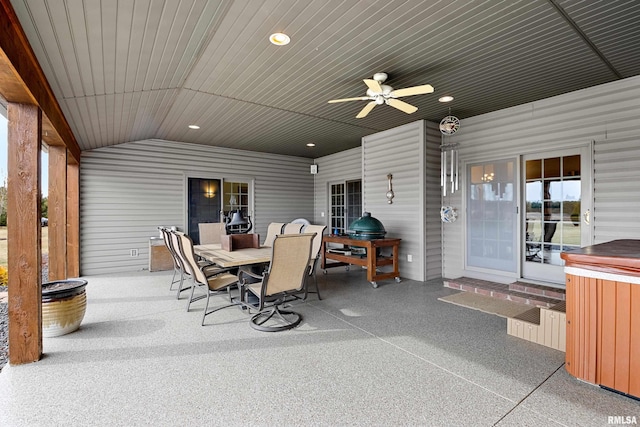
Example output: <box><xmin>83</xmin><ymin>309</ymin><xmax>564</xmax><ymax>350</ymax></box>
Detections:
<box><xmin>194</xmin><ymin>244</ymin><xmax>272</xmax><ymax>267</ymax></box>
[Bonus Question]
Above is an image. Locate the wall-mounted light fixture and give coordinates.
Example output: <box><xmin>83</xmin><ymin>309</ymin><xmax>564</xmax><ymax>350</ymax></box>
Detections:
<box><xmin>386</xmin><ymin>174</ymin><xmax>395</xmax><ymax>204</ymax></box>
<box><xmin>203</xmin><ymin>181</ymin><xmax>218</xmax><ymax>198</ymax></box>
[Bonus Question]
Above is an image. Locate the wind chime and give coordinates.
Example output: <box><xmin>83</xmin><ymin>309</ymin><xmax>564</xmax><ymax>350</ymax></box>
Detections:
<box><xmin>439</xmin><ymin>110</ymin><xmax>460</xmax><ymax>223</ymax></box>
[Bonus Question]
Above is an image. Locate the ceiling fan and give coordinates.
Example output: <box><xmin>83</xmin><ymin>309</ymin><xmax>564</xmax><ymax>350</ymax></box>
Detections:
<box><xmin>328</xmin><ymin>72</ymin><xmax>434</xmax><ymax>118</ymax></box>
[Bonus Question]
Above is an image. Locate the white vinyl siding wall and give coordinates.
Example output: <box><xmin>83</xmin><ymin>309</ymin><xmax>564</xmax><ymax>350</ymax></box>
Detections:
<box><xmin>80</xmin><ymin>139</ymin><xmax>313</xmax><ymax>275</ymax></box>
<box><xmin>362</xmin><ymin>121</ymin><xmax>429</xmax><ymax>282</ymax></box>
<box><xmin>312</xmin><ymin>147</ymin><xmax>362</xmax><ymax>226</ymax></box>
<box><xmin>442</xmin><ymin>75</ymin><xmax>640</xmax><ymax>280</ymax></box>
<box><xmin>314</xmin><ymin>122</ymin><xmax>442</xmax><ymax>282</ymax></box>
<box><xmin>425</xmin><ymin>121</ymin><xmax>443</xmax><ymax>280</ymax></box>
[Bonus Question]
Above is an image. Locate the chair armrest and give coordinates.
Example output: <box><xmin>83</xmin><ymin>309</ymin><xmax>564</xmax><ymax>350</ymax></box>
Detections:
<box><xmin>238</xmin><ymin>269</ymin><xmax>263</xmax><ymax>284</ymax></box>
<box><xmin>201</xmin><ymin>264</ymin><xmax>235</xmax><ymax>278</ymax></box>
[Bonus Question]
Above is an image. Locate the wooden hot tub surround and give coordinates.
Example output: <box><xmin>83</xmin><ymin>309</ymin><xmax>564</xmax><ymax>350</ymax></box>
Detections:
<box><xmin>561</xmin><ymin>239</ymin><xmax>640</xmax><ymax>399</ymax></box>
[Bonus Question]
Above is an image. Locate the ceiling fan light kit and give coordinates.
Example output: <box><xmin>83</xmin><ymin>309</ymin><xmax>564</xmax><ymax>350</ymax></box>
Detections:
<box><xmin>328</xmin><ymin>72</ymin><xmax>434</xmax><ymax>118</ymax></box>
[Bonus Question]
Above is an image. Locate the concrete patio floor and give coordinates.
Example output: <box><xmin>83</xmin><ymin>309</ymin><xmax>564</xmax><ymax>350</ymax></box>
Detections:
<box><xmin>0</xmin><ymin>269</ymin><xmax>638</xmax><ymax>426</ymax></box>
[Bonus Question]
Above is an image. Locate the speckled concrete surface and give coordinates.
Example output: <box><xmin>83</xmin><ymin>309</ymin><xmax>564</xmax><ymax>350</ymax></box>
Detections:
<box><xmin>0</xmin><ymin>270</ymin><xmax>638</xmax><ymax>426</ymax></box>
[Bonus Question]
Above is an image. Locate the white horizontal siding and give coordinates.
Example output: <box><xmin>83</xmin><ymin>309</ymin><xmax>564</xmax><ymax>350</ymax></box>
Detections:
<box><xmin>442</xmin><ymin>75</ymin><xmax>640</xmax><ymax>280</ymax></box>
<box><xmin>363</xmin><ymin>121</ymin><xmax>426</xmax><ymax>282</ymax></box>
<box><xmin>425</xmin><ymin>121</ymin><xmax>443</xmax><ymax>280</ymax></box>
<box><xmin>312</xmin><ymin>147</ymin><xmax>362</xmax><ymax>226</ymax></box>
<box><xmin>80</xmin><ymin>139</ymin><xmax>313</xmax><ymax>275</ymax></box>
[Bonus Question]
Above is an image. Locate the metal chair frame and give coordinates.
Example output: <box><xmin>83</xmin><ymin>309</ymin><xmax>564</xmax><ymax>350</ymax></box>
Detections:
<box><xmin>239</xmin><ymin>233</ymin><xmax>315</xmax><ymax>332</ymax></box>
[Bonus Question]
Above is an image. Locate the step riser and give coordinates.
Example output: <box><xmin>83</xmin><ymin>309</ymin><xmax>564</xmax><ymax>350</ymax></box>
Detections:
<box><xmin>509</xmin><ymin>282</ymin><xmax>566</xmax><ymax>300</ymax></box>
<box><xmin>444</xmin><ymin>279</ymin><xmax>564</xmax><ymax>308</ymax></box>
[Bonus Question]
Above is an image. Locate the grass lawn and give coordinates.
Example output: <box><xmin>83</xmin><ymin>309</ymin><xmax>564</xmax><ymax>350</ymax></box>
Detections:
<box><xmin>0</xmin><ymin>226</ymin><xmax>49</xmax><ymax>268</ymax></box>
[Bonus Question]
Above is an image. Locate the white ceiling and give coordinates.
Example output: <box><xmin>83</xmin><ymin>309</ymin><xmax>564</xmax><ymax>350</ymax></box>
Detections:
<box><xmin>10</xmin><ymin>0</ymin><xmax>640</xmax><ymax>158</ymax></box>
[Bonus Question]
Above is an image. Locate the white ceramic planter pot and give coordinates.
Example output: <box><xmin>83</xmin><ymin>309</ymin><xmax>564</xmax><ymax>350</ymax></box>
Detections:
<box><xmin>42</xmin><ymin>279</ymin><xmax>88</xmax><ymax>337</ymax></box>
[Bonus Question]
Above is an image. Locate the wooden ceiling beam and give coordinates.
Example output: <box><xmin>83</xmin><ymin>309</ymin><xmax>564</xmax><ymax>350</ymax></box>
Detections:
<box><xmin>0</xmin><ymin>0</ymin><xmax>80</xmax><ymax>164</ymax></box>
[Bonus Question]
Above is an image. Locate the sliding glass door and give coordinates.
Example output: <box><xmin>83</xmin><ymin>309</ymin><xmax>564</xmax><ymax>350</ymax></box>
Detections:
<box><xmin>467</xmin><ymin>159</ymin><xmax>517</xmax><ymax>273</ymax></box>
<box><xmin>522</xmin><ymin>148</ymin><xmax>591</xmax><ymax>284</ymax></box>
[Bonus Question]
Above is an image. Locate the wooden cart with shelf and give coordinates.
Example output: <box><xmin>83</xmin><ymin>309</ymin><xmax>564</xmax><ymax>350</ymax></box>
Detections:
<box><xmin>321</xmin><ymin>235</ymin><xmax>401</xmax><ymax>288</ymax></box>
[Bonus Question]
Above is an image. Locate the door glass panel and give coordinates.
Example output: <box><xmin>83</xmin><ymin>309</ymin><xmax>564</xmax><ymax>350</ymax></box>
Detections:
<box><xmin>467</xmin><ymin>159</ymin><xmax>517</xmax><ymax>272</ymax></box>
<box><xmin>346</xmin><ymin>180</ymin><xmax>362</xmax><ymax>229</ymax></box>
<box><xmin>524</xmin><ymin>155</ymin><xmax>581</xmax><ymax>267</ymax></box>
<box><xmin>330</xmin><ymin>183</ymin><xmax>345</xmax><ymax>234</ymax></box>
<box><xmin>330</xmin><ymin>180</ymin><xmax>362</xmax><ymax>235</ymax></box>
<box><xmin>187</xmin><ymin>178</ymin><xmax>221</xmax><ymax>244</ymax></box>
<box><xmin>223</xmin><ymin>181</ymin><xmax>250</xmax><ymax>234</ymax></box>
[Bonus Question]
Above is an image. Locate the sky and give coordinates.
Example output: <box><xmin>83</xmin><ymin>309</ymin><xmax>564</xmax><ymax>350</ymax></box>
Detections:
<box><xmin>0</xmin><ymin>114</ymin><xmax>49</xmax><ymax>196</ymax></box>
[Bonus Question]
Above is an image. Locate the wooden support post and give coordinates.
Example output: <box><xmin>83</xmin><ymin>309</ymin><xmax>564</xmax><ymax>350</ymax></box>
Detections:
<box><xmin>7</xmin><ymin>102</ymin><xmax>42</xmax><ymax>365</ymax></box>
<box><xmin>48</xmin><ymin>145</ymin><xmax>67</xmax><ymax>280</ymax></box>
<box><xmin>66</xmin><ymin>161</ymin><xmax>80</xmax><ymax>277</ymax></box>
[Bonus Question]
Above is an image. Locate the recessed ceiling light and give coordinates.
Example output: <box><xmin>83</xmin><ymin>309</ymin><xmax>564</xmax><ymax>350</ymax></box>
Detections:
<box><xmin>439</xmin><ymin>95</ymin><xmax>454</xmax><ymax>103</ymax></box>
<box><xmin>188</xmin><ymin>125</ymin><xmax>200</xmax><ymax>129</ymax></box>
<box><xmin>306</xmin><ymin>143</ymin><xmax>316</xmax><ymax>147</ymax></box>
<box><xmin>269</xmin><ymin>32</ymin><xmax>290</xmax><ymax>46</ymax></box>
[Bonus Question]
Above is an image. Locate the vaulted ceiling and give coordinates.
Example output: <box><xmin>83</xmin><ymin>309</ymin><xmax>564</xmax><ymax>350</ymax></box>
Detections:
<box><xmin>8</xmin><ymin>0</ymin><xmax>640</xmax><ymax>158</ymax></box>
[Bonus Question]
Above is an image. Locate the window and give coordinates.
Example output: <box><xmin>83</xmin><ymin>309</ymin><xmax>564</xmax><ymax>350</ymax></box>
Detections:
<box><xmin>222</xmin><ymin>181</ymin><xmax>250</xmax><ymax>234</ymax></box>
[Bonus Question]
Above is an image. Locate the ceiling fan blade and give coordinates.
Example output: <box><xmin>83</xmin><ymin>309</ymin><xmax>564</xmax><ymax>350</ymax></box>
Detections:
<box><xmin>387</xmin><ymin>98</ymin><xmax>418</xmax><ymax>114</ymax></box>
<box><xmin>363</xmin><ymin>79</ymin><xmax>382</xmax><ymax>93</ymax></box>
<box><xmin>356</xmin><ymin>101</ymin><xmax>376</xmax><ymax>118</ymax></box>
<box><xmin>389</xmin><ymin>84</ymin><xmax>434</xmax><ymax>98</ymax></box>
<box><xmin>328</xmin><ymin>97</ymin><xmax>371</xmax><ymax>103</ymax></box>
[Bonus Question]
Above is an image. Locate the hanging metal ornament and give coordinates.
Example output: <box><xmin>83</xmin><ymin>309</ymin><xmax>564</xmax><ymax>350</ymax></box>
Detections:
<box><xmin>440</xmin><ymin>112</ymin><xmax>460</xmax><ymax>197</ymax></box>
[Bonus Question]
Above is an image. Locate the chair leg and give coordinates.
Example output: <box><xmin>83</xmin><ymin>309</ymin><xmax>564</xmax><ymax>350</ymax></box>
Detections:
<box><xmin>201</xmin><ymin>291</ymin><xmax>211</xmax><ymax>325</ymax></box>
<box><xmin>186</xmin><ymin>279</ymin><xmax>197</xmax><ymax>311</ymax></box>
<box><xmin>201</xmin><ymin>287</ymin><xmax>240</xmax><ymax>326</ymax></box>
<box><xmin>313</xmin><ymin>273</ymin><xmax>322</xmax><ymax>300</ymax></box>
<box><xmin>187</xmin><ymin>282</ymin><xmax>208</xmax><ymax>312</ymax></box>
<box><xmin>169</xmin><ymin>268</ymin><xmax>179</xmax><ymax>291</ymax></box>
<box><xmin>302</xmin><ymin>273</ymin><xmax>321</xmax><ymax>301</ymax></box>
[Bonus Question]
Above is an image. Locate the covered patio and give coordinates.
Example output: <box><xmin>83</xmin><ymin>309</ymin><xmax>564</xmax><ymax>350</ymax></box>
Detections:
<box><xmin>2</xmin><ymin>270</ymin><xmax>637</xmax><ymax>426</ymax></box>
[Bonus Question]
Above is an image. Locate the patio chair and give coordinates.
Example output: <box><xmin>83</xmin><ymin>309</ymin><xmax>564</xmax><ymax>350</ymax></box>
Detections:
<box><xmin>282</xmin><ymin>222</ymin><xmax>304</xmax><ymax>234</ymax></box>
<box><xmin>198</xmin><ymin>222</ymin><xmax>226</xmax><ymax>245</ymax></box>
<box><xmin>261</xmin><ymin>222</ymin><xmax>285</xmax><ymax>247</ymax></box>
<box><xmin>168</xmin><ymin>230</ymin><xmax>192</xmax><ymax>298</ymax></box>
<box><xmin>170</xmin><ymin>230</ymin><xmax>218</xmax><ymax>300</ymax></box>
<box><xmin>160</xmin><ymin>227</ymin><xmax>184</xmax><ymax>291</ymax></box>
<box><xmin>176</xmin><ymin>232</ymin><xmax>239</xmax><ymax>326</ymax></box>
<box><xmin>299</xmin><ymin>224</ymin><xmax>327</xmax><ymax>300</ymax></box>
<box><xmin>239</xmin><ymin>233</ymin><xmax>315</xmax><ymax>332</ymax></box>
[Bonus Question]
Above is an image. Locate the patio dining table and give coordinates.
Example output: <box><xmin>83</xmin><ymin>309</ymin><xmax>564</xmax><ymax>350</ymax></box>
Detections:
<box><xmin>194</xmin><ymin>243</ymin><xmax>273</xmax><ymax>309</ymax></box>
<box><xmin>193</xmin><ymin>244</ymin><xmax>272</xmax><ymax>268</ymax></box>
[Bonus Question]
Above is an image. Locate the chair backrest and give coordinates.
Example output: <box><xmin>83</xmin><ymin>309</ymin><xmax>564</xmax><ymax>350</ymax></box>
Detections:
<box><xmin>282</xmin><ymin>223</ymin><xmax>304</xmax><ymax>234</ymax></box>
<box><xmin>198</xmin><ymin>222</ymin><xmax>226</xmax><ymax>244</ymax></box>
<box><xmin>262</xmin><ymin>222</ymin><xmax>285</xmax><ymax>247</ymax></box>
<box><xmin>303</xmin><ymin>224</ymin><xmax>327</xmax><ymax>262</ymax></box>
<box><xmin>263</xmin><ymin>233</ymin><xmax>315</xmax><ymax>296</ymax></box>
<box><xmin>170</xmin><ymin>231</ymin><xmax>192</xmax><ymax>276</ymax></box>
<box><xmin>176</xmin><ymin>232</ymin><xmax>207</xmax><ymax>285</ymax></box>
<box><xmin>160</xmin><ymin>228</ymin><xmax>180</xmax><ymax>268</ymax></box>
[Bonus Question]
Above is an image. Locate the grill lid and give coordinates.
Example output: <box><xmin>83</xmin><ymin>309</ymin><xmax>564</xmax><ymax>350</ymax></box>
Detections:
<box><xmin>348</xmin><ymin>212</ymin><xmax>386</xmax><ymax>240</ymax></box>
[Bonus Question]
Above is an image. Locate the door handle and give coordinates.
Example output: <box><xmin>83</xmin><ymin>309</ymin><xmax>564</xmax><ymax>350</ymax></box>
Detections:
<box><xmin>583</xmin><ymin>209</ymin><xmax>590</xmax><ymax>225</ymax></box>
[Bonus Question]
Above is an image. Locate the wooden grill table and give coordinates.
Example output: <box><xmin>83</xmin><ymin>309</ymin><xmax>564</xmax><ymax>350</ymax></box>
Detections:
<box><xmin>321</xmin><ymin>235</ymin><xmax>401</xmax><ymax>288</ymax></box>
